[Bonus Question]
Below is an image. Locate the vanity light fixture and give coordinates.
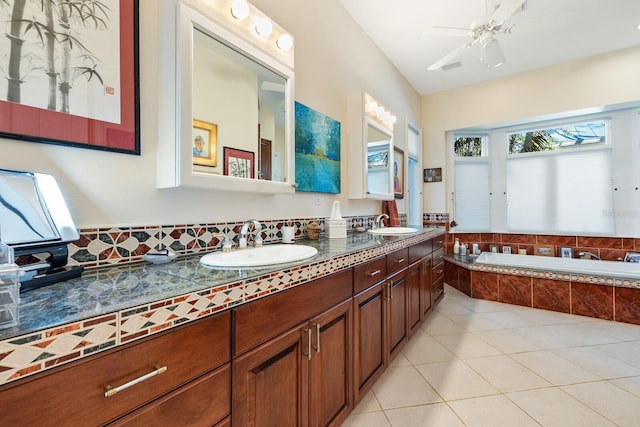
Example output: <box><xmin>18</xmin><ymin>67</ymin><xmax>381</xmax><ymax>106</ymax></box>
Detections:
<box><xmin>230</xmin><ymin>0</ymin><xmax>250</xmax><ymax>20</ymax></box>
<box><xmin>277</xmin><ymin>33</ymin><xmax>293</xmax><ymax>51</ymax></box>
<box><xmin>364</xmin><ymin>94</ymin><xmax>396</xmax><ymax>128</ymax></box>
<box><xmin>254</xmin><ymin>17</ymin><xmax>273</xmax><ymax>38</ymax></box>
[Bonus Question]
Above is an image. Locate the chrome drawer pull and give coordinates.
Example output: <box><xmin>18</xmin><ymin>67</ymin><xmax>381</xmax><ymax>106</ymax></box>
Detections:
<box><xmin>367</xmin><ymin>269</ymin><xmax>382</xmax><ymax>277</ymax></box>
<box><xmin>104</xmin><ymin>365</ymin><xmax>167</xmax><ymax>398</ymax></box>
<box><xmin>396</xmin><ymin>258</ymin><xmax>405</xmax><ymax>264</ymax></box>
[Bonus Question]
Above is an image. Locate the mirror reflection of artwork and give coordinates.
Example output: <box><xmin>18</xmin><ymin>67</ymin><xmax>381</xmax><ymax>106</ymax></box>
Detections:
<box><xmin>367</xmin><ymin>150</ymin><xmax>389</xmax><ymax>169</ymax></box>
<box><xmin>224</xmin><ymin>147</ymin><xmax>254</xmax><ymax>178</ymax></box>
<box><xmin>192</xmin><ymin>119</ymin><xmax>218</xmax><ymax>167</ymax></box>
<box><xmin>294</xmin><ymin>102</ymin><xmax>341</xmax><ymax>194</ymax></box>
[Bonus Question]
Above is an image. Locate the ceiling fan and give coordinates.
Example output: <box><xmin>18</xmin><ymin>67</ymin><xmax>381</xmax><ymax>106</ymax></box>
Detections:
<box><xmin>427</xmin><ymin>0</ymin><xmax>526</xmax><ymax>71</ymax></box>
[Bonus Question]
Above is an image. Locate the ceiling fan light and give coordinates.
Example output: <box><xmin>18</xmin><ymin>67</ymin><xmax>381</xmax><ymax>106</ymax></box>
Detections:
<box><xmin>482</xmin><ymin>38</ymin><xmax>505</xmax><ymax>68</ymax></box>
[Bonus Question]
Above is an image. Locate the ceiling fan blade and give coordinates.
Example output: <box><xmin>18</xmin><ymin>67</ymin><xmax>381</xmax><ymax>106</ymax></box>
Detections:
<box><xmin>427</xmin><ymin>42</ymin><xmax>473</xmax><ymax>71</ymax></box>
<box><xmin>489</xmin><ymin>0</ymin><xmax>525</xmax><ymax>25</ymax></box>
<box><xmin>424</xmin><ymin>26</ymin><xmax>472</xmax><ymax>37</ymax></box>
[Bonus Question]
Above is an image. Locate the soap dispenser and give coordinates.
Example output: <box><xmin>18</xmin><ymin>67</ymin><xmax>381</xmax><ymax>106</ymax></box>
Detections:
<box><xmin>453</xmin><ymin>238</ymin><xmax>460</xmax><ymax>255</ymax></box>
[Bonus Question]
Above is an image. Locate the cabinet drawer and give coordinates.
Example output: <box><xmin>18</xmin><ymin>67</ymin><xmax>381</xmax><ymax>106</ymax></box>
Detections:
<box><xmin>233</xmin><ymin>268</ymin><xmax>353</xmax><ymax>356</ymax></box>
<box><xmin>432</xmin><ymin>247</ymin><xmax>444</xmax><ymax>267</ymax></box>
<box><xmin>0</xmin><ymin>311</ymin><xmax>230</xmax><ymax>427</ymax></box>
<box><xmin>409</xmin><ymin>239</ymin><xmax>432</xmax><ymax>263</ymax></box>
<box><xmin>432</xmin><ymin>260</ymin><xmax>445</xmax><ymax>282</ymax></box>
<box><xmin>432</xmin><ymin>235</ymin><xmax>445</xmax><ymax>251</ymax></box>
<box><xmin>387</xmin><ymin>248</ymin><xmax>409</xmax><ymax>275</ymax></box>
<box><xmin>109</xmin><ymin>363</ymin><xmax>230</xmax><ymax>427</ymax></box>
<box><xmin>433</xmin><ymin>276</ymin><xmax>445</xmax><ymax>302</ymax></box>
<box><xmin>354</xmin><ymin>256</ymin><xmax>387</xmax><ymax>294</ymax></box>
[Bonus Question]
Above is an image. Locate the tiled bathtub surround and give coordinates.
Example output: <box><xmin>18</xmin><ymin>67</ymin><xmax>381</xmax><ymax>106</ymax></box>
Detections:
<box><xmin>63</xmin><ymin>214</ymin><xmax>407</xmax><ymax>269</ymax></box>
<box><xmin>446</xmin><ymin>232</ymin><xmax>640</xmax><ymax>262</ymax></box>
<box><xmin>445</xmin><ymin>255</ymin><xmax>640</xmax><ymax>326</ymax></box>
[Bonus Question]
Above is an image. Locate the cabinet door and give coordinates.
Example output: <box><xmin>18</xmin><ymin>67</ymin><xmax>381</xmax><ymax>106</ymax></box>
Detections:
<box><xmin>352</xmin><ymin>282</ymin><xmax>386</xmax><ymax>404</ymax></box>
<box><xmin>387</xmin><ymin>271</ymin><xmax>409</xmax><ymax>361</ymax></box>
<box><xmin>233</xmin><ymin>325</ymin><xmax>310</xmax><ymax>427</ymax></box>
<box><xmin>408</xmin><ymin>261</ymin><xmax>422</xmax><ymax>338</ymax></box>
<box><xmin>421</xmin><ymin>256</ymin><xmax>433</xmax><ymax>318</ymax></box>
<box><xmin>309</xmin><ymin>299</ymin><xmax>353</xmax><ymax>427</ymax></box>
<box><xmin>108</xmin><ymin>364</ymin><xmax>230</xmax><ymax>427</ymax></box>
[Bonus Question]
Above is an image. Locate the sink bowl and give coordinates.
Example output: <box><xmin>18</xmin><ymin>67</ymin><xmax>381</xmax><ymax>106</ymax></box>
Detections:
<box><xmin>368</xmin><ymin>227</ymin><xmax>418</xmax><ymax>235</ymax></box>
<box><xmin>200</xmin><ymin>244</ymin><xmax>318</xmax><ymax>268</ymax></box>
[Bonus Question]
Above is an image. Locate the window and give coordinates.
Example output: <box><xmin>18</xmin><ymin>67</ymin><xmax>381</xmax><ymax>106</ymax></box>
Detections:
<box><xmin>454</xmin><ymin>135</ymin><xmax>485</xmax><ymax>157</ymax></box>
<box><xmin>453</xmin><ymin>134</ymin><xmax>490</xmax><ymax>231</ymax></box>
<box><xmin>508</xmin><ymin>119</ymin><xmax>606</xmax><ymax>154</ymax></box>
<box><xmin>506</xmin><ymin>119</ymin><xmax>614</xmax><ymax>234</ymax></box>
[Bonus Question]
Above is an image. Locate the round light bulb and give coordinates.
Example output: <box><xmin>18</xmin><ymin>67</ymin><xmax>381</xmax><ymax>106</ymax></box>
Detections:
<box><xmin>254</xmin><ymin>17</ymin><xmax>273</xmax><ymax>38</ymax></box>
<box><xmin>277</xmin><ymin>33</ymin><xmax>293</xmax><ymax>51</ymax></box>
<box><xmin>230</xmin><ymin>0</ymin><xmax>250</xmax><ymax>20</ymax></box>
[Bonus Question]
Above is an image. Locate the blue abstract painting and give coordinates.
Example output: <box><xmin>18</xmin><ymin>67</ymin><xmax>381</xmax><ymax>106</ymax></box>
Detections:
<box><xmin>294</xmin><ymin>102</ymin><xmax>341</xmax><ymax>193</ymax></box>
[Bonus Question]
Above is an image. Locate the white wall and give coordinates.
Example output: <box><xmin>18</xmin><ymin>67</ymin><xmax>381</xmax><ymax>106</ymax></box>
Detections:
<box><xmin>422</xmin><ymin>46</ymin><xmax>640</xmax><ymax>214</ymax></box>
<box><xmin>0</xmin><ymin>0</ymin><xmax>420</xmax><ymax>228</ymax></box>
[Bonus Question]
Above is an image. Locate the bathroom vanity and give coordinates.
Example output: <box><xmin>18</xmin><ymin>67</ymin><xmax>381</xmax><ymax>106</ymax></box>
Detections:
<box><xmin>0</xmin><ymin>228</ymin><xmax>444</xmax><ymax>426</ymax></box>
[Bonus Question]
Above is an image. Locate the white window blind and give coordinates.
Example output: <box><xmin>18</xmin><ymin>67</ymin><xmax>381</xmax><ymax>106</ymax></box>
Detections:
<box><xmin>507</xmin><ymin>149</ymin><xmax>615</xmax><ymax>234</ymax></box>
<box><xmin>454</xmin><ymin>161</ymin><xmax>490</xmax><ymax>231</ymax></box>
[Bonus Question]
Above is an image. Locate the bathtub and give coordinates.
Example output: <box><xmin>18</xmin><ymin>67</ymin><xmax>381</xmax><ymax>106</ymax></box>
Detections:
<box><xmin>475</xmin><ymin>252</ymin><xmax>640</xmax><ymax>279</ymax></box>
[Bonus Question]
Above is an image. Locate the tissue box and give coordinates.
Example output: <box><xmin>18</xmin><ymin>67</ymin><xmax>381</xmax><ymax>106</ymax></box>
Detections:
<box><xmin>326</xmin><ymin>219</ymin><xmax>347</xmax><ymax>239</ymax></box>
<box><xmin>0</xmin><ymin>264</ymin><xmax>20</xmax><ymax>329</ymax></box>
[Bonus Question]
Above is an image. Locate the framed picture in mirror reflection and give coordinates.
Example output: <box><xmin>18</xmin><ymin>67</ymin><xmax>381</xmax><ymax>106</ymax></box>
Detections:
<box><xmin>394</xmin><ymin>147</ymin><xmax>404</xmax><ymax>199</ymax></box>
<box><xmin>192</xmin><ymin>119</ymin><xmax>218</xmax><ymax>167</ymax></box>
<box><xmin>224</xmin><ymin>147</ymin><xmax>254</xmax><ymax>179</ymax></box>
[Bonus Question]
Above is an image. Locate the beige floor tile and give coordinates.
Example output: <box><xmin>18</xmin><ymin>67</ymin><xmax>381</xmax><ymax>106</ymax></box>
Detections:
<box><xmin>594</xmin><ymin>341</ymin><xmax>640</xmax><ymax>369</ymax></box>
<box><xmin>554</xmin><ymin>346</ymin><xmax>640</xmax><ymax>379</ymax></box>
<box><xmin>561</xmin><ymin>381</ymin><xmax>640</xmax><ymax>426</ymax></box>
<box><xmin>402</xmin><ymin>331</ymin><xmax>456</xmax><ymax>365</ymax></box>
<box><xmin>464</xmin><ymin>355</ymin><xmax>551</xmax><ymax>392</ymax></box>
<box><xmin>448</xmin><ymin>394</ymin><xmax>539</xmax><ymax>427</ymax></box>
<box><xmin>341</xmin><ymin>411</ymin><xmax>390</xmax><ymax>427</ymax></box>
<box><xmin>422</xmin><ymin>312</ymin><xmax>469</xmax><ymax>335</ymax></box>
<box><xmin>481</xmin><ymin>310</ymin><xmax>541</xmax><ymax>329</ymax></box>
<box><xmin>516</xmin><ymin>307</ymin><xmax>586</xmax><ymax>325</ymax></box>
<box><xmin>352</xmin><ymin>390</ymin><xmax>381</xmax><ymax>414</ymax></box>
<box><xmin>388</xmin><ymin>351</ymin><xmax>411</xmax><ymax>367</ymax></box>
<box><xmin>510</xmin><ymin>350</ymin><xmax>600</xmax><ymax>385</ymax></box>
<box><xmin>473</xmin><ymin>329</ymin><xmax>543</xmax><ymax>354</ymax></box>
<box><xmin>433</xmin><ymin>332</ymin><xmax>502</xmax><ymax>358</ymax></box>
<box><xmin>611</xmin><ymin>376</ymin><xmax>640</xmax><ymax>398</ymax></box>
<box><xmin>385</xmin><ymin>403</ymin><xmax>465</xmax><ymax>427</ymax></box>
<box><xmin>446</xmin><ymin>312</ymin><xmax>505</xmax><ymax>332</ymax></box>
<box><xmin>372</xmin><ymin>365</ymin><xmax>442</xmax><ymax>409</ymax></box>
<box><xmin>415</xmin><ymin>360</ymin><xmax>498</xmax><ymax>401</ymax></box>
<box><xmin>507</xmin><ymin>388</ymin><xmax>616</xmax><ymax>426</ymax></box>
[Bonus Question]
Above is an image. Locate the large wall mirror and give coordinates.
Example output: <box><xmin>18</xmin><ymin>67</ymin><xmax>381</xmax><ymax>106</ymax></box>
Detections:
<box><xmin>365</xmin><ymin>118</ymin><xmax>393</xmax><ymax>198</ymax></box>
<box><xmin>157</xmin><ymin>0</ymin><xmax>295</xmax><ymax>194</ymax></box>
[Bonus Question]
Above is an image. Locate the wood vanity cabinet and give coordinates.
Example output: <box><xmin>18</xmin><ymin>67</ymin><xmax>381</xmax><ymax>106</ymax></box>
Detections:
<box><xmin>352</xmin><ymin>249</ymin><xmax>410</xmax><ymax>404</ymax></box>
<box><xmin>0</xmin><ymin>311</ymin><xmax>231</xmax><ymax>427</ymax></box>
<box><xmin>432</xmin><ymin>242</ymin><xmax>445</xmax><ymax>304</ymax></box>
<box><xmin>232</xmin><ymin>269</ymin><xmax>353</xmax><ymax>427</ymax></box>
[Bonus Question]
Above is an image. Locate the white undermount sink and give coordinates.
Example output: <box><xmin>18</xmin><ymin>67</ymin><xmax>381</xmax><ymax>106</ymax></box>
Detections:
<box><xmin>368</xmin><ymin>227</ymin><xmax>418</xmax><ymax>235</ymax></box>
<box><xmin>200</xmin><ymin>244</ymin><xmax>318</xmax><ymax>268</ymax></box>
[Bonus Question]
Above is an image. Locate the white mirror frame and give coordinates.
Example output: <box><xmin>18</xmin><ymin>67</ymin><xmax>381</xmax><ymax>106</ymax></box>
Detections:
<box><xmin>156</xmin><ymin>0</ymin><xmax>295</xmax><ymax>194</ymax></box>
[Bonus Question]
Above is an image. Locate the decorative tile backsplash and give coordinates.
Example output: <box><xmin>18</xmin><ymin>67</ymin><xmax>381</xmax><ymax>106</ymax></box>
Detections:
<box><xmin>62</xmin><ymin>213</ymin><xmax>408</xmax><ymax>270</ymax></box>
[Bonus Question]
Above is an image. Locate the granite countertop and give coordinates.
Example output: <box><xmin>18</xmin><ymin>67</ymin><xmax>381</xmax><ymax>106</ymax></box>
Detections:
<box><xmin>2</xmin><ymin>227</ymin><xmax>444</xmax><ymax>340</ymax></box>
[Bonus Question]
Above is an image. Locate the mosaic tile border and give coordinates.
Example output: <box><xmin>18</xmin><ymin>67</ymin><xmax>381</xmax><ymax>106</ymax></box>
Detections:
<box><xmin>64</xmin><ymin>215</ymin><xmax>403</xmax><ymax>269</ymax></box>
<box><xmin>0</xmin><ymin>230</ymin><xmax>434</xmax><ymax>386</ymax></box>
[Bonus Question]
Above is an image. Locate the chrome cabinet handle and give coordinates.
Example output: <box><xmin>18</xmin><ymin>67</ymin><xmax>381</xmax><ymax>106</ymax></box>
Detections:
<box><xmin>367</xmin><ymin>269</ymin><xmax>382</xmax><ymax>277</ymax></box>
<box><xmin>396</xmin><ymin>258</ymin><xmax>405</xmax><ymax>264</ymax></box>
<box><xmin>104</xmin><ymin>365</ymin><xmax>167</xmax><ymax>398</ymax></box>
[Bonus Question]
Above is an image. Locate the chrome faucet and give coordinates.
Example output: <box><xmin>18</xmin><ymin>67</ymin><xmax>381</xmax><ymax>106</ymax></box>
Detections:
<box><xmin>578</xmin><ymin>251</ymin><xmax>601</xmax><ymax>260</ymax></box>
<box><xmin>373</xmin><ymin>214</ymin><xmax>389</xmax><ymax>229</ymax></box>
<box><xmin>239</xmin><ymin>219</ymin><xmax>264</xmax><ymax>249</ymax></box>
